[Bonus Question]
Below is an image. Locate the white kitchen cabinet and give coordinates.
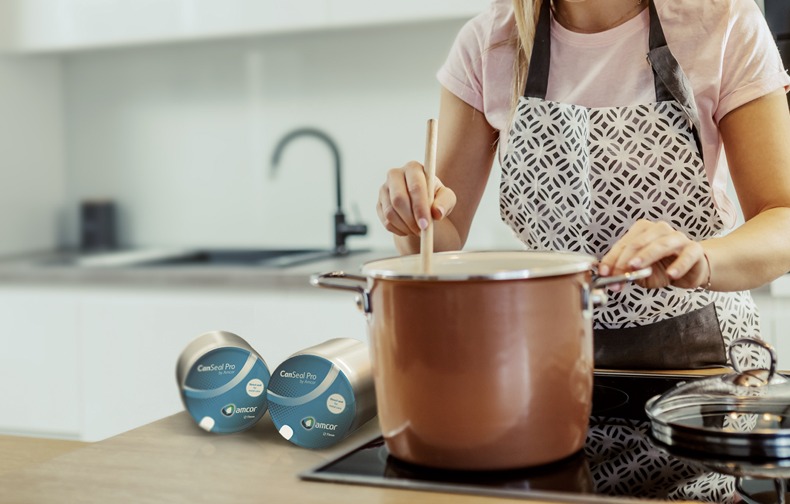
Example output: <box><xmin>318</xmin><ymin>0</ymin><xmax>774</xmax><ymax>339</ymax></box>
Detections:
<box><xmin>77</xmin><ymin>288</ymin><xmax>260</xmax><ymax>442</ymax></box>
<box><xmin>0</xmin><ymin>286</ymin><xmax>81</xmax><ymax>439</ymax></box>
<box><xmin>249</xmin><ymin>288</ymin><xmax>367</xmax><ymax>367</ymax></box>
<box><xmin>327</xmin><ymin>0</ymin><xmax>490</xmax><ymax>26</ymax></box>
<box><xmin>0</xmin><ymin>282</ymin><xmax>366</xmax><ymax>441</ymax></box>
<box><xmin>771</xmin><ymin>311</ymin><xmax>790</xmax><ymax>371</ymax></box>
<box><xmin>753</xmin><ymin>285</ymin><xmax>790</xmax><ymax>369</ymax></box>
<box><xmin>0</xmin><ymin>0</ymin><xmax>488</xmax><ymax>53</ymax></box>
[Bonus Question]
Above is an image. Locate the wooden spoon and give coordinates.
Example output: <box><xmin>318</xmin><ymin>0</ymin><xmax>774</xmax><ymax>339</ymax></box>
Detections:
<box><xmin>421</xmin><ymin>118</ymin><xmax>438</xmax><ymax>274</ymax></box>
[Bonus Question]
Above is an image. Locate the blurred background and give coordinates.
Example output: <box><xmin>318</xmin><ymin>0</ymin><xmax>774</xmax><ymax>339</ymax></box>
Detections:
<box><xmin>0</xmin><ymin>0</ymin><xmax>511</xmax><ymax>258</ymax></box>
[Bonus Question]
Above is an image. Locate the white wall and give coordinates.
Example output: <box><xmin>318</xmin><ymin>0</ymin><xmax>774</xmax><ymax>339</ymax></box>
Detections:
<box><xmin>0</xmin><ymin>56</ymin><xmax>65</xmax><ymax>255</ymax></box>
<box><xmin>60</xmin><ymin>21</ymin><xmax>517</xmax><ymax>253</ymax></box>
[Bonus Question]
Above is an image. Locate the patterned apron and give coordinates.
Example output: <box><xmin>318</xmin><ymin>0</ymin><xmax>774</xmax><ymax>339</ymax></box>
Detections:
<box><xmin>499</xmin><ymin>0</ymin><xmax>765</xmax><ymax>371</ymax></box>
<box><xmin>498</xmin><ymin>2</ymin><xmax>766</xmax><ymax>501</ymax></box>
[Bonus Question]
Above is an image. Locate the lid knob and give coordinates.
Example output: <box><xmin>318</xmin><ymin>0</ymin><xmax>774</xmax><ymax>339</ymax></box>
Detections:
<box><xmin>728</xmin><ymin>338</ymin><xmax>779</xmax><ymax>387</ymax></box>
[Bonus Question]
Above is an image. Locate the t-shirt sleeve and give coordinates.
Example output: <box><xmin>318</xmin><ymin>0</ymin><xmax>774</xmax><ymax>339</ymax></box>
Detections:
<box><xmin>715</xmin><ymin>0</ymin><xmax>790</xmax><ymax>122</ymax></box>
<box><xmin>437</xmin><ymin>14</ymin><xmax>488</xmax><ymax>112</ymax></box>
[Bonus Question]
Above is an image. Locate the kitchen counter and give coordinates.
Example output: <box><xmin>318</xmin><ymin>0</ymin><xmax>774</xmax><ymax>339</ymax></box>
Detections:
<box><xmin>0</xmin><ymin>249</ymin><xmax>397</xmax><ymax>289</ymax></box>
<box><xmin>0</xmin><ymin>412</ymin><xmax>699</xmax><ymax>504</ymax></box>
<box><xmin>0</xmin><ymin>436</ymin><xmax>86</xmax><ymax>476</ymax></box>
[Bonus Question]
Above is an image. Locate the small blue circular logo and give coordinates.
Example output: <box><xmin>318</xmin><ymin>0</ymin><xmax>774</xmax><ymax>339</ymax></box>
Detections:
<box><xmin>221</xmin><ymin>404</ymin><xmax>236</xmax><ymax>417</ymax></box>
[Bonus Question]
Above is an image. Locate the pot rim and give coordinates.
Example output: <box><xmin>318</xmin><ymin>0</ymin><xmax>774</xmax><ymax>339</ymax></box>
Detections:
<box><xmin>360</xmin><ymin>250</ymin><xmax>597</xmax><ymax>281</ymax></box>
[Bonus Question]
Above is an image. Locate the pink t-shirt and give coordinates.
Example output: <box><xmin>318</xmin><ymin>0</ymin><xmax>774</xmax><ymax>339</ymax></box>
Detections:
<box><xmin>437</xmin><ymin>0</ymin><xmax>790</xmax><ymax>228</ymax></box>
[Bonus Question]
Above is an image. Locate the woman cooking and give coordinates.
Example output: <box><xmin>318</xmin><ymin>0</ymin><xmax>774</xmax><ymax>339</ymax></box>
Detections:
<box><xmin>376</xmin><ymin>0</ymin><xmax>790</xmax><ymax>500</ymax></box>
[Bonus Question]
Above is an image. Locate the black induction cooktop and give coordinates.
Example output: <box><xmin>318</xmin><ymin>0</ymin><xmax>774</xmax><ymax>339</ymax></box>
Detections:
<box><xmin>301</xmin><ymin>371</ymin><xmax>777</xmax><ymax>503</ymax></box>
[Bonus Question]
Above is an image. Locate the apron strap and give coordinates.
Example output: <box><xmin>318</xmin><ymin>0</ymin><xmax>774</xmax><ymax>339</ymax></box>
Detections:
<box><xmin>646</xmin><ymin>0</ymin><xmax>704</xmax><ymax>155</ymax></box>
<box><xmin>523</xmin><ymin>0</ymin><xmax>552</xmax><ymax>99</ymax></box>
<box><xmin>646</xmin><ymin>0</ymin><xmax>674</xmax><ymax>103</ymax></box>
<box><xmin>523</xmin><ymin>0</ymin><xmax>704</xmax><ymax>156</ymax></box>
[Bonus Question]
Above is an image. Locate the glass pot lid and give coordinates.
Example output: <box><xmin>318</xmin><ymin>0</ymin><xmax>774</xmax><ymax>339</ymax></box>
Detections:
<box><xmin>646</xmin><ymin>338</ymin><xmax>790</xmax><ymax>462</ymax></box>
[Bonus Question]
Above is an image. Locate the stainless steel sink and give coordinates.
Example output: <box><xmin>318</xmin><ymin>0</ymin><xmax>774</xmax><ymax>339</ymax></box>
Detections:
<box><xmin>143</xmin><ymin>248</ymin><xmax>336</xmax><ymax>268</ymax></box>
<box><xmin>55</xmin><ymin>247</ymin><xmax>365</xmax><ymax>269</ymax></box>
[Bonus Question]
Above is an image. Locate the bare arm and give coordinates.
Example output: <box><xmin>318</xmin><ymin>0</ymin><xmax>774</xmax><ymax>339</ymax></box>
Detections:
<box><xmin>600</xmin><ymin>89</ymin><xmax>790</xmax><ymax>291</ymax></box>
<box><xmin>377</xmin><ymin>87</ymin><xmax>499</xmax><ymax>254</ymax></box>
<box><xmin>705</xmin><ymin>89</ymin><xmax>790</xmax><ymax>290</ymax></box>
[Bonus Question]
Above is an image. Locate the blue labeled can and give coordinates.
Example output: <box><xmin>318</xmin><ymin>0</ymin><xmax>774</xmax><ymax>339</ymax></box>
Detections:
<box><xmin>176</xmin><ymin>330</ymin><xmax>271</xmax><ymax>433</ymax></box>
<box><xmin>267</xmin><ymin>338</ymin><xmax>376</xmax><ymax>449</ymax></box>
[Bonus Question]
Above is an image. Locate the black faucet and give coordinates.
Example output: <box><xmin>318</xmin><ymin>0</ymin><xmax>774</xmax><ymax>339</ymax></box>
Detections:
<box><xmin>271</xmin><ymin>128</ymin><xmax>368</xmax><ymax>256</ymax></box>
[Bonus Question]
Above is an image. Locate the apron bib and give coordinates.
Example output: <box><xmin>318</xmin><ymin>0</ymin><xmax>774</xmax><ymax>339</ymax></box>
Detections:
<box><xmin>499</xmin><ymin>0</ymin><xmax>764</xmax><ymax>371</ymax></box>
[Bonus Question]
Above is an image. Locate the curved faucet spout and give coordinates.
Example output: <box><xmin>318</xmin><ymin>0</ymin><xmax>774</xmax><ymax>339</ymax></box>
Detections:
<box><xmin>270</xmin><ymin>127</ymin><xmax>367</xmax><ymax>256</ymax></box>
<box><xmin>271</xmin><ymin>127</ymin><xmax>342</xmax><ymax>211</ymax></box>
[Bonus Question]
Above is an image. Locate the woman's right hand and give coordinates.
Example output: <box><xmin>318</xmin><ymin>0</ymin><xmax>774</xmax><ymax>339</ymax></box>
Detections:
<box><xmin>376</xmin><ymin>160</ymin><xmax>457</xmax><ymax>237</ymax></box>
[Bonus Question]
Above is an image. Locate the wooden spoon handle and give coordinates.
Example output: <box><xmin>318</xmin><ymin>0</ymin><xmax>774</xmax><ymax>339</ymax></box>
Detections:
<box><xmin>421</xmin><ymin>118</ymin><xmax>438</xmax><ymax>274</ymax></box>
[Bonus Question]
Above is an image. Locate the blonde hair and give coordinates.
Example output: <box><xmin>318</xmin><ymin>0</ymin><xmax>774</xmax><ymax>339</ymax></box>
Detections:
<box><xmin>511</xmin><ymin>0</ymin><xmax>544</xmax><ymax>107</ymax></box>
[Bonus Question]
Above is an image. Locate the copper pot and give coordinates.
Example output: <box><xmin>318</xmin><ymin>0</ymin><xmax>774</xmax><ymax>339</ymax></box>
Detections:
<box><xmin>312</xmin><ymin>250</ymin><xmax>649</xmax><ymax>471</ymax></box>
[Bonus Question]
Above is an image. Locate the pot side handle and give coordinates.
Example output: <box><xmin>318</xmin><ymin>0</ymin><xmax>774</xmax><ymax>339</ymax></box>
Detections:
<box><xmin>309</xmin><ymin>271</ymin><xmax>371</xmax><ymax>313</ymax></box>
<box><xmin>586</xmin><ymin>267</ymin><xmax>653</xmax><ymax>310</ymax></box>
<box><xmin>592</xmin><ymin>266</ymin><xmax>652</xmax><ymax>289</ymax></box>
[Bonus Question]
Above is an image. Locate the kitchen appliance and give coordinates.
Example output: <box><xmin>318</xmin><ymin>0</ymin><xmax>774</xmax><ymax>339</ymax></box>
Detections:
<box><xmin>302</xmin><ymin>370</ymin><xmax>748</xmax><ymax>503</ymax></box>
<box><xmin>312</xmin><ymin>250</ymin><xmax>650</xmax><ymax>470</ymax></box>
<box><xmin>80</xmin><ymin>200</ymin><xmax>117</xmax><ymax>251</ymax></box>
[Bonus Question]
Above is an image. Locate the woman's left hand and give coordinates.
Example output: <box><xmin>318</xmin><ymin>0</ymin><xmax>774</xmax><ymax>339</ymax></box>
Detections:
<box><xmin>599</xmin><ymin>219</ymin><xmax>710</xmax><ymax>290</ymax></box>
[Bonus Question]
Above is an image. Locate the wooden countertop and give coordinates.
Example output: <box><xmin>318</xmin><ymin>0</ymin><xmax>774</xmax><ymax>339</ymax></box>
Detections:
<box><xmin>0</xmin><ymin>412</ymin><xmax>703</xmax><ymax>504</ymax></box>
<box><xmin>0</xmin><ymin>436</ymin><xmax>86</xmax><ymax>476</ymax></box>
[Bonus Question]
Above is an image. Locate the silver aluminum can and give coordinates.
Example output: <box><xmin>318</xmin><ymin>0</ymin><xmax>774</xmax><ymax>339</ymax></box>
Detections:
<box><xmin>266</xmin><ymin>338</ymin><xmax>376</xmax><ymax>448</ymax></box>
<box><xmin>176</xmin><ymin>330</ymin><xmax>271</xmax><ymax>433</ymax></box>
